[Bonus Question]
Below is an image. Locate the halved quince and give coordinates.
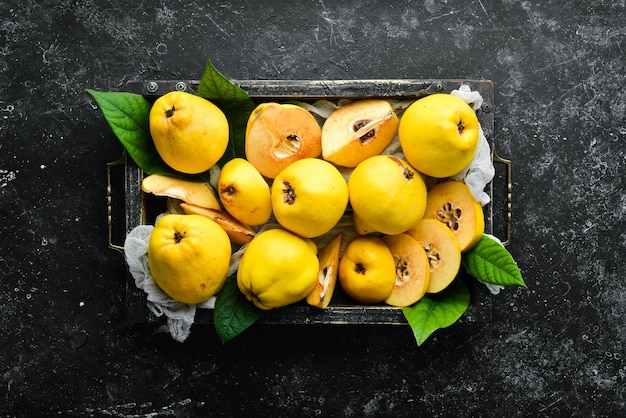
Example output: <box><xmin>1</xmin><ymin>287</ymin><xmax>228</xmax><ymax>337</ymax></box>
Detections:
<box><xmin>142</xmin><ymin>174</ymin><xmax>221</xmax><ymax>210</ymax></box>
<box><xmin>382</xmin><ymin>233</ymin><xmax>430</xmax><ymax>307</ymax></box>
<box><xmin>179</xmin><ymin>202</ymin><xmax>255</xmax><ymax>245</ymax></box>
<box><xmin>245</xmin><ymin>102</ymin><xmax>322</xmax><ymax>179</ymax></box>
<box><xmin>423</xmin><ymin>180</ymin><xmax>484</xmax><ymax>252</ymax></box>
<box><xmin>406</xmin><ymin>219</ymin><xmax>461</xmax><ymax>293</ymax></box>
<box><xmin>321</xmin><ymin>99</ymin><xmax>398</xmax><ymax>167</ymax></box>
<box><xmin>306</xmin><ymin>233</ymin><xmax>343</xmax><ymax>309</ymax></box>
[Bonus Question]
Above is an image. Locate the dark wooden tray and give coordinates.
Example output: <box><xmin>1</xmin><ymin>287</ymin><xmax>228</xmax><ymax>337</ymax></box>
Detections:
<box><xmin>108</xmin><ymin>79</ymin><xmax>511</xmax><ymax>325</ymax></box>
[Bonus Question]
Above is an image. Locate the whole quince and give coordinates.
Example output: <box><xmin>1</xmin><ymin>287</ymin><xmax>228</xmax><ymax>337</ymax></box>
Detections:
<box><xmin>338</xmin><ymin>236</ymin><xmax>396</xmax><ymax>304</ymax></box>
<box><xmin>217</xmin><ymin>158</ymin><xmax>272</xmax><ymax>226</ymax></box>
<box><xmin>245</xmin><ymin>102</ymin><xmax>322</xmax><ymax>179</ymax></box>
<box><xmin>147</xmin><ymin>214</ymin><xmax>232</xmax><ymax>305</ymax></box>
<box><xmin>271</xmin><ymin>158</ymin><xmax>349</xmax><ymax>238</ymax></box>
<box><xmin>150</xmin><ymin>91</ymin><xmax>229</xmax><ymax>174</ymax></box>
<box><xmin>237</xmin><ymin>228</ymin><xmax>319</xmax><ymax>310</ymax></box>
<box><xmin>398</xmin><ymin>93</ymin><xmax>479</xmax><ymax>178</ymax></box>
<box><xmin>348</xmin><ymin>155</ymin><xmax>427</xmax><ymax>235</ymax></box>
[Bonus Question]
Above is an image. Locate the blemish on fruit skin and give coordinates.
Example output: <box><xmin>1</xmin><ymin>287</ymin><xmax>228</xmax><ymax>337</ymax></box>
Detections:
<box><xmin>388</xmin><ymin>155</ymin><xmax>404</xmax><ymax>167</ymax></box>
<box><xmin>223</xmin><ymin>185</ymin><xmax>236</xmax><ymax>196</ymax></box>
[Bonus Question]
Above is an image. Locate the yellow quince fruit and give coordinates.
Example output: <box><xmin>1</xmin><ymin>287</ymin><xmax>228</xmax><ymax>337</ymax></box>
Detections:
<box><xmin>217</xmin><ymin>158</ymin><xmax>272</xmax><ymax>226</ymax></box>
<box><xmin>148</xmin><ymin>214</ymin><xmax>232</xmax><ymax>304</ymax></box>
<box><xmin>149</xmin><ymin>91</ymin><xmax>229</xmax><ymax>174</ymax></box>
<box><xmin>271</xmin><ymin>158</ymin><xmax>349</xmax><ymax>238</ymax></box>
<box><xmin>348</xmin><ymin>155</ymin><xmax>427</xmax><ymax>235</ymax></box>
<box><xmin>398</xmin><ymin>93</ymin><xmax>479</xmax><ymax>178</ymax></box>
<box><xmin>237</xmin><ymin>228</ymin><xmax>319</xmax><ymax>310</ymax></box>
<box><xmin>338</xmin><ymin>235</ymin><xmax>396</xmax><ymax>304</ymax></box>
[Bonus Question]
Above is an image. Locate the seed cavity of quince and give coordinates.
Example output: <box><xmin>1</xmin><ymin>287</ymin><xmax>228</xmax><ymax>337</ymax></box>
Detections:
<box><xmin>436</xmin><ymin>202</ymin><xmax>462</xmax><ymax>232</ymax></box>
<box><xmin>273</xmin><ymin>133</ymin><xmax>301</xmax><ymax>158</ymax></box>
<box><xmin>351</xmin><ymin>110</ymin><xmax>395</xmax><ymax>145</ymax></box>
<box><xmin>423</xmin><ymin>242</ymin><xmax>442</xmax><ymax>269</ymax></box>
<box><xmin>393</xmin><ymin>255</ymin><xmax>411</xmax><ymax>285</ymax></box>
<box><xmin>318</xmin><ymin>266</ymin><xmax>332</xmax><ymax>301</ymax></box>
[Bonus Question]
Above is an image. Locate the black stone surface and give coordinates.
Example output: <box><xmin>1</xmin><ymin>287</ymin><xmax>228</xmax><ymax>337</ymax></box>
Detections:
<box><xmin>1</xmin><ymin>1</ymin><xmax>625</xmax><ymax>416</ymax></box>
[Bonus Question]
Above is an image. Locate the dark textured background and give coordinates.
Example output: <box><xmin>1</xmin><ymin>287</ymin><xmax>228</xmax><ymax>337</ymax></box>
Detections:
<box><xmin>1</xmin><ymin>0</ymin><xmax>625</xmax><ymax>416</ymax></box>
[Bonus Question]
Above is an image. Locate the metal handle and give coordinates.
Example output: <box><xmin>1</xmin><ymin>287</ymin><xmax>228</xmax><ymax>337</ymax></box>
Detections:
<box><xmin>107</xmin><ymin>153</ymin><xmax>126</xmax><ymax>255</ymax></box>
<box><xmin>492</xmin><ymin>152</ymin><xmax>512</xmax><ymax>246</ymax></box>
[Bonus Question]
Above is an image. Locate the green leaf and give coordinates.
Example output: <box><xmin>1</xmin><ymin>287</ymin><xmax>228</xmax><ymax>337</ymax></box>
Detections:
<box><xmin>196</xmin><ymin>59</ymin><xmax>255</xmax><ymax>166</ymax></box>
<box><xmin>86</xmin><ymin>89</ymin><xmax>174</xmax><ymax>175</ymax></box>
<box><xmin>402</xmin><ymin>279</ymin><xmax>470</xmax><ymax>346</ymax></box>
<box><xmin>214</xmin><ymin>274</ymin><xmax>262</xmax><ymax>344</ymax></box>
<box><xmin>462</xmin><ymin>235</ymin><xmax>526</xmax><ymax>287</ymax></box>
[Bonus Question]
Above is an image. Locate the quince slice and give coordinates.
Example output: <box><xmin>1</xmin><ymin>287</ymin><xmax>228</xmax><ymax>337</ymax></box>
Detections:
<box><xmin>406</xmin><ymin>219</ymin><xmax>461</xmax><ymax>293</ymax></box>
<box><xmin>306</xmin><ymin>233</ymin><xmax>343</xmax><ymax>309</ymax></box>
<box><xmin>180</xmin><ymin>202</ymin><xmax>255</xmax><ymax>245</ymax></box>
<box><xmin>142</xmin><ymin>174</ymin><xmax>221</xmax><ymax>210</ymax></box>
<box><xmin>382</xmin><ymin>233</ymin><xmax>430</xmax><ymax>307</ymax></box>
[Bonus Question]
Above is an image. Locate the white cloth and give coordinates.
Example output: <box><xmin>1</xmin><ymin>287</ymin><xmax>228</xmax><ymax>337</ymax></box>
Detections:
<box><xmin>450</xmin><ymin>85</ymin><xmax>495</xmax><ymax>206</ymax></box>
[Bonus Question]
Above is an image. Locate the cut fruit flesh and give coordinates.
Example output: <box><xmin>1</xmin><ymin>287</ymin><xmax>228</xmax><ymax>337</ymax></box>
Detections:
<box><xmin>321</xmin><ymin>99</ymin><xmax>398</xmax><ymax>168</ymax></box>
<box><xmin>245</xmin><ymin>103</ymin><xmax>322</xmax><ymax>179</ymax></box>
<box><xmin>406</xmin><ymin>219</ymin><xmax>461</xmax><ymax>293</ymax></box>
<box><xmin>142</xmin><ymin>174</ymin><xmax>221</xmax><ymax>210</ymax></box>
<box><xmin>423</xmin><ymin>180</ymin><xmax>484</xmax><ymax>252</ymax></box>
<box><xmin>180</xmin><ymin>202</ymin><xmax>256</xmax><ymax>245</ymax></box>
<box><xmin>382</xmin><ymin>233</ymin><xmax>430</xmax><ymax>307</ymax></box>
<box><xmin>306</xmin><ymin>233</ymin><xmax>343</xmax><ymax>309</ymax></box>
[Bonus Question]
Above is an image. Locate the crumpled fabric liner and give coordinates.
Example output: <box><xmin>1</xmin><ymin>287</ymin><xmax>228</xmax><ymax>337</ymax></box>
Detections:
<box><xmin>124</xmin><ymin>85</ymin><xmax>496</xmax><ymax>342</ymax></box>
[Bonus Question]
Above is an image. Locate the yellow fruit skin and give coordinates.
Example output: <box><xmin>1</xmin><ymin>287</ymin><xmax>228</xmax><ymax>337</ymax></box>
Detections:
<box><xmin>150</xmin><ymin>91</ymin><xmax>229</xmax><ymax>174</ymax></box>
<box><xmin>272</xmin><ymin>158</ymin><xmax>349</xmax><ymax>238</ymax></box>
<box><xmin>237</xmin><ymin>229</ymin><xmax>319</xmax><ymax>310</ymax></box>
<box><xmin>398</xmin><ymin>94</ymin><xmax>479</xmax><ymax>178</ymax></box>
<box><xmin>348</xmin><ymin>155</ymin><xmax>427</xmax><ymax>235</ymax></box>
<box><xmin>338</xmin><ymin>236</ymin><xmax>396</xmax><ymax>304</ymax></box>
<box><xmin>218</xmin><ymin>158</ymin><xmax>272</xmax><ymax>226</ymax></box>
<box><xmin>147</xmin><ymin>214</ymin><xmax>232</xmax><ymax>305</ymax></box>
<box><xmin>471</xmin><ymin>201</ymin><xmax>486</xmax><ymax>250</ymax></box>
